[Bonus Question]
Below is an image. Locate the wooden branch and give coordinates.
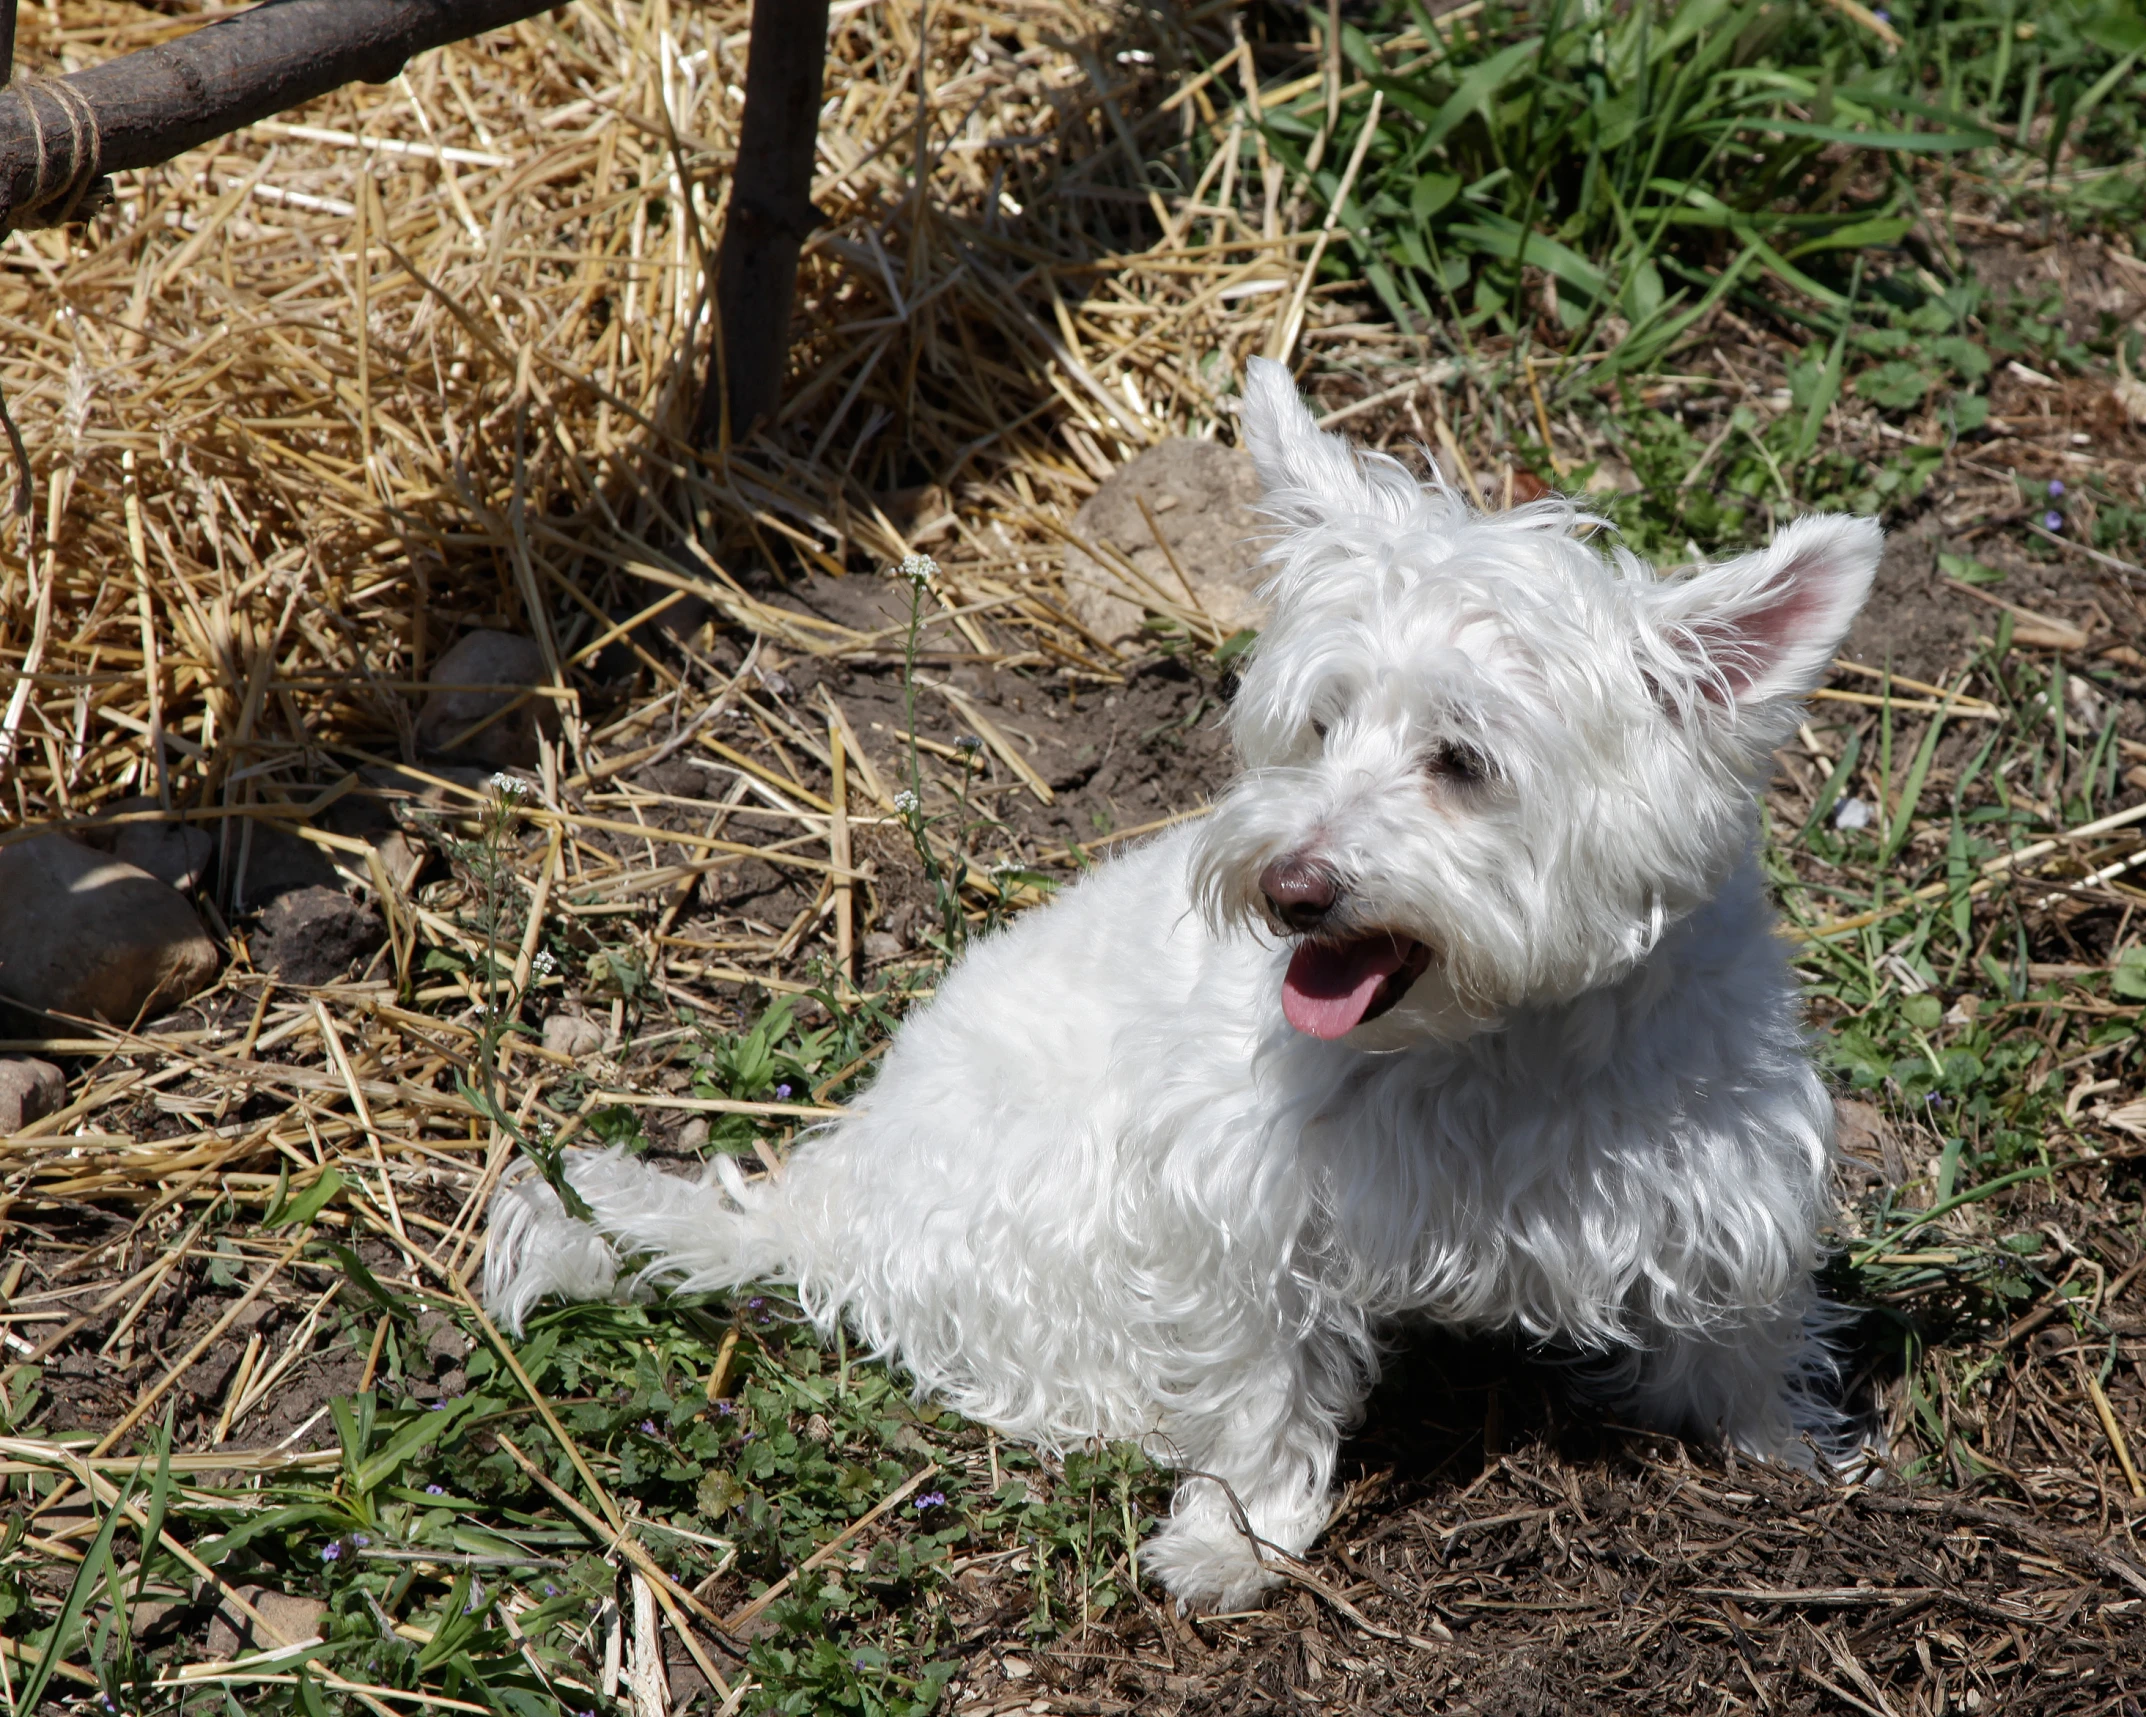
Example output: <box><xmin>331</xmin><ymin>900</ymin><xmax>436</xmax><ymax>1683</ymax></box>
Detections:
<box><xmin>695</xmin><ymin>0</ymin><xmax>831</xmax><ymax>447</ymax></box>
<box><xmin>0</xmin><ymin>0</ymin><xmax>561</xmax><ymax>229</ymax></box>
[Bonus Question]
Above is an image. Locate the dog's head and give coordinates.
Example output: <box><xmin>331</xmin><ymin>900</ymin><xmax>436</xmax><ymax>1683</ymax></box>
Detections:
<box><xmin>1189</xmin><ymin>358</ymin><xmax>1879</xmax><ymax>1045</ymax></box>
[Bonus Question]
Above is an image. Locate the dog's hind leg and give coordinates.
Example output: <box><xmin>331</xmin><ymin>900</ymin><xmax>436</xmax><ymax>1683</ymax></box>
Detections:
<box><xmin>484</xmin><ymin>1148</ymin><xmax>789</xmax><ymax>1334</ymax></box>
<box><xmin>1599</xmin><ymin>1303</ymin><xmax>1855</xmax><ymax>1470</ymax></box>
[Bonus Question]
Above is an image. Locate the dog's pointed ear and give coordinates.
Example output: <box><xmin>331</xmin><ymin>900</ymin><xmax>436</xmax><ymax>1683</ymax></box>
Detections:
<box><xmin>1645</xmin><ymin>514</ymin><xmax>1882</xmax><ymax>705</ymax></box>
<box><xmin>1240</xmin><ymin>356</ymin><xmax>1382</xmax><ymax>523</ymax></box>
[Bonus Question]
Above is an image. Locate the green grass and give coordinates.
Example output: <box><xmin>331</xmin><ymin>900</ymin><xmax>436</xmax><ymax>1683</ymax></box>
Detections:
<box><xmin>1262</xmin><ymin>0</ymin><xmax>2144</xmax><ymax>355</ymax></box>
<box><xmin>1767</xmin><ymin>637</ymin><xmax>2145</xmax><ymax>1485</ymax></box>
<box><xmin>0</xmin><ymin>1155</ymin><xmax>1164</xmax><ymax>1716</ymax></box>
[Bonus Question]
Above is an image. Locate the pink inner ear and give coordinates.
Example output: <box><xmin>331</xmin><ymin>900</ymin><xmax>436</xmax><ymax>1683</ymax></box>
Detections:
<box><xmin>1695</xmin><ymin>540</ymin><xmax>1855</xmax><ymax>704</ymax></box>
<box><xmin>1706</xmin><ymin>572</ymin><xmax>1824</xmax><ymax>700</ymax></box>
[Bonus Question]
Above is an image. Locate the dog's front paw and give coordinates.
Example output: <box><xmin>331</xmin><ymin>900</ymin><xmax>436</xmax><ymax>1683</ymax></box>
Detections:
<box><xmin>1142</xmin><ymin>1513</ymin><xmax>1281</xmax><ymax>1613</ymax></box>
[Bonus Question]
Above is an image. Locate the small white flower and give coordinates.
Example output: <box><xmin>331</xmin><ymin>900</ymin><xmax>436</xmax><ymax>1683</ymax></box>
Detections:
<box><xmin>955</xmin><ymin>734</ymin><xmax>983</xmax><ymax>753</ymax></box>
<box><xmin>893</xmin><ymin>790</ymin><xmax>920</xmax><ymax>815</ymax></box>
<box><xmin>490</xmin><ymin>772</ymin><xmax>532</xmax><ymax>799</ymax></box>
<box><xmin>897</xmin><ymin>553</ymin><xmax>939</xmax><ymax>588</ymax></box>
<box><xmin>531</xmin><ymin>949</ymin><xmax>558</xmax><ymax>975</ymax></box>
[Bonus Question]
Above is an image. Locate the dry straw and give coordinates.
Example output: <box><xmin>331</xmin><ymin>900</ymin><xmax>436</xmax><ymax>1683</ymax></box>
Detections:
<box><xmin>0</xmin><ymin>0</ymin><xmax>1408</xmax><ymax>1428</ymax></box>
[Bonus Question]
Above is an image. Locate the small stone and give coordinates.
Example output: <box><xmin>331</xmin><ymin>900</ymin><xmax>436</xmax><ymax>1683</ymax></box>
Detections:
<box><xmin>371</xmin><ymin>829</ymin><xmax>427</xmax><ymax>891</ymax></box>
<box><xmin>113</xmin><ymin>817</ymin><xmax>216</xmax><ymax>896</ymax></box>
<box><xmin>678</xmin><ymin>1116</ymin><xmax>711</xmax><ymax>1151</ymax></box>
<box><xmin>1836</xmin><ymin>1098</ymin><xmax>1905</xmax><ymax>1187</ymax></box>
<box><xmin>0</xmin><ymin>836</ymin><xmax>218</xmax><ymax>1022</ymax></box>
<box><xmin>128</xmin><ymin>1597</ymin><xmax>188</xmax><ymax>1641</ymax></box>
<box><xmin>416</xmin><ymin>631</ymin><xmax>559</xmax><ymax>768</ymax></box>
<box><xmin>226</xmin><ymin>823</ymin><xmax>340</xmax><ymax>913</ymax></box>
<box><xmin>0</xmin><ymin>1057</ymin><xmax>66</xmax><ymax>1131</ymax></box>
<box><xmin>357</xmin><ymin>762</ymin><xmax>495</xmax><ymax>810</ymax></box>
<box><xmin>862</xmin><ymin>931</ymin><xmax>903</xmax><ymax>966</ymax></box>
<box><xmin>84</xmin><ymin>797</ymin><xmax>216</xmax><ymax>896</ymax></box>
<box><xmin>204</xmin><ymin>1586</ymin><xmax>329</xmax><ymax>1660</ymax></box>
<box><xmin>634</xmin><ymin>758</ymin><xmax>705</xmax><ymax>799</ymax></box>
<box><xmin>249</xmin><ymin>886</ymin><xmax>385</xmax><ymax>987</ymax></box>
<box><xmin>542</xmin><ymin>1011</ymin><xmax>605</xmax><ymax>1060</ymax></box>
<box><xmin>1061</xmin><ymin>440</ymin><xmax>1268</xmax><ymax>649</ymax></box>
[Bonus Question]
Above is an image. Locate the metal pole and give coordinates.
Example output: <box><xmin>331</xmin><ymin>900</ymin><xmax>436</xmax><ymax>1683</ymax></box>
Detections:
<box><xmin>694</xmin><ymin>0</ymin><xmax>832</xmax><ymax>448</ymax></box>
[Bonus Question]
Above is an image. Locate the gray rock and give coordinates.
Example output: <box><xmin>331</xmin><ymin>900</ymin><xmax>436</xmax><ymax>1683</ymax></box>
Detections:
<box><xmin>542</xmin><ymin>1011</ymin><xmax>606</xmax><ymax>1060</ymax></box>
<box><xmin>249</xmin><ymin>886</ymin><xmax>385</xmax><ymax>987</ymax></box>
<box><xmin>0</xmin><ymin>1056</ymin><xmax>66</xmax><ymax>1131</ymax></box>
<box><xmin>1061</xmin><ymin>440</ymin><xmax>1269</xmax><ymax>649</ymax></box>
<box><xmin>861</xmin><ymin>931</ymin><xmax>903</xmax><ymax>966</ymax></box>
<box><xmin>416</xmin><ymin>631</ymin><xmax>559</xmax><ymax>768</ymax></box>
<box><xmin>0</xmin><ymin>836</ymin><xmax>219</xmax><ymax>1022</ymax></box>
<box><xmin>678</xmin><ymin>1116</ymin><xmax>711</xmax><ymax>1151</ymax></box>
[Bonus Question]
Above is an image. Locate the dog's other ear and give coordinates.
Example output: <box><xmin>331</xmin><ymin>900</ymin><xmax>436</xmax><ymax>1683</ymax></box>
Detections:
<box><xmin>1646</xmin><ymin>513</ymin><xmax>1882</xmax><ymax>705</ymax></box>
<box><xmin>1240</xmin><ymin>356</ymin><xmax>1383</xmax><ymax>523</ymax></box>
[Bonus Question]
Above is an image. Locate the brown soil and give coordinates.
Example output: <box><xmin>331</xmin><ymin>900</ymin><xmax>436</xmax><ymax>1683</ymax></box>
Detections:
<box><xmin>939</xmin><ymin>1401</ymin><xmax>2146</xmax><ymax>1715</ymax></box>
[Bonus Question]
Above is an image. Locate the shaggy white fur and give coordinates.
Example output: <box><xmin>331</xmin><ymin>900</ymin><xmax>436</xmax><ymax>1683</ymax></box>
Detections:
<box><xmin>485</xmin><ymin>358</ymin><xmax>1881</xmax><ymax>1611</ymax></box>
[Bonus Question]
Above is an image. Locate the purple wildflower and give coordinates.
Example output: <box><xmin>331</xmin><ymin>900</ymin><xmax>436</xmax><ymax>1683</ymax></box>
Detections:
<box><xmin>714</xmin><ymin>1399</ymin><xmax>736</xmax><ymax>1415</ymax></box>
<box><xmin>913</xmin><ymin>1491</ymin><xmax>948</xmax><ymax>1511</ymax></box>
<box><xmin>321</xmin><ymin>1542</ymin><xmax>342</xmax><ymax>1561</ymax></box>
<box><xmin>2045</xmin><ymin>510</ymin><xmax>2064</xmax><ymax>531</ymax></box>
<box><xmin>544</xmin><ymin>1582</ymin><xmax>559</xmax><ymax>1597</ymax></box>
<box><xmin>775</xmin><ymin>1082</ymin><xmax>793</xmax><ymax>1099</ymax></box>
<box><xmin>2049</xmin><ymin>479</ymin><xmax>2065</xmax><ymax>498</ymax></box>
<box><xmin>426</xmin><ymin>1484</ymin><xmax>447</xmax><ymax>1495</ymax></box>
<box><xmin>352</xmin><ymin>1533</ymin><xmax>371</xmax><ymax>1547</ymax></box>
<box><xmin>641</xmin><ymin>1419</ymin><xmax>659</xmax><ymax>1436</ymax></box>
<box><xmin>1872</xmin><ymin>6</ymin><xmax>1890</xmax><ymax>19</ymax></box>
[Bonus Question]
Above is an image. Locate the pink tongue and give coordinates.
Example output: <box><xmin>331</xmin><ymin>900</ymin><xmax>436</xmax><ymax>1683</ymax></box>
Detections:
<box><xmin>1282</xmin><ymin>936</ymin><xmax>1409</xmax><ymax>1040</ymax></box>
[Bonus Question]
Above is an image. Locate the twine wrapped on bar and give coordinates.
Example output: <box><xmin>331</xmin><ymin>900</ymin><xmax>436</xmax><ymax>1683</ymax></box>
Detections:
<box><xmin>0</xmin><ymin>0</ymin><xmax>560</xmax><ymax>234</ymax></box>
<box><xmin>8</xmin><ymin>72</ymin><xmax>108</xmax><ymax>228</ymax></box>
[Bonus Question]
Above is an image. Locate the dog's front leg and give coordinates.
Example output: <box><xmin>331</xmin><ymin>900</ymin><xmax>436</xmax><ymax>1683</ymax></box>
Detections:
<box><xmin>1137</xmin><ymin>1340</ymin><xmax>1354</xmax><ymax>1612</ymax></box>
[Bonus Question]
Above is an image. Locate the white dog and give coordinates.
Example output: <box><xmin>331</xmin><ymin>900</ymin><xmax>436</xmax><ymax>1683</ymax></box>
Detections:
<box><xmin>486</xmin><ymin>358</ymin><xmax>1878</xmax><ymax>1611</ymax></box>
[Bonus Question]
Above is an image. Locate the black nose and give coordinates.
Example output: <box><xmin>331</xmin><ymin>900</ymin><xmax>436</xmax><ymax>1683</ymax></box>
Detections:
<box><xmin>1259</xmin><ymin>856</ymin><xmax>1339</xmax><ymax>932</ymax></box>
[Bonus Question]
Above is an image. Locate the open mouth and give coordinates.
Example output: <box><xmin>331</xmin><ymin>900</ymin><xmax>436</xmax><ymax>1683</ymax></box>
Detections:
<box><xmin>1281</xmin><ymin>932</ymin><xmax>1434</xmax><ymax>1040</ymax></box>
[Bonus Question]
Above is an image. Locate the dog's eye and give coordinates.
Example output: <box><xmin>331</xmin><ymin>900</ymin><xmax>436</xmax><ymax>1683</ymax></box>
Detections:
<box><xmin>1424</xmin><ymin>739</ymin><xmax>1492</xmax><ymax>786</ymax></box>
<box><xmin>1310</xmin><ymin>717</ymin><xmax>1329</xmax><ymax>743</ymax></box>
